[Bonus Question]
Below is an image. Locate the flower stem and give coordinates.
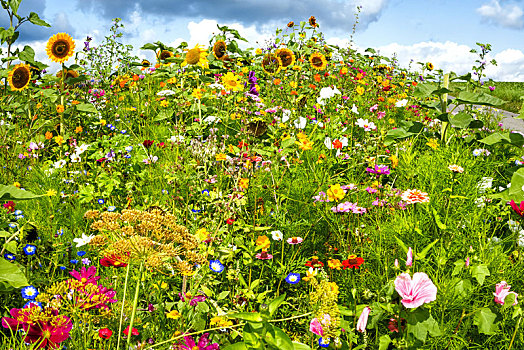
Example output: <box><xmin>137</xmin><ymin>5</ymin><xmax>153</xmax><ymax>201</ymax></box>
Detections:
<box><xmin>126</xmin><ymin>261</ymin><xmax>144</xmax><ymax>349</ymax></box>
<box><xmin>116</xmin><ymin>262</ymin><xmax>131</xmax><ymax>350</ymax></box>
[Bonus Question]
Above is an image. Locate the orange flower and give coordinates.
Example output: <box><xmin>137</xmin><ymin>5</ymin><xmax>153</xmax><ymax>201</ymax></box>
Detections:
<box><xmin>160</xmin><ymin>81</ymin><xmax>166</xmax><ymax>88</ymax></box>
<box><xmin>273</xmin><ymin>79</ymin><xmax>281</xmax><ymax>85</ymax></box>
<box><xmin>401</xmin><ymin>189</ymin><xmax>429</xmax><ymax>204</ymax></box>
<box><xmin>378</xmin><ymin>96</ymin><xmax>385</xmax><ymax>102</ymax></box>
<box><xmin>314</xmin><ymin>74</ymin><xmax>321</xmax><ymax>82</ymax></box>
<box><xmin>308</xmin><ymin>84</ymin><xmax>316</xmax><ymax>89</ymax></box>
<box><xmin>75</xmin><ymin>126</ymin><xmax>83</xmax><ymax>133</ymax></box>
<box><xmin>133</xmin><ymin>74</ymin><xmax>139</xmax><ymax>81</ymax></box>
<box><xmin>239</xmin><ymin>178</ymin><xmax>249</xmax><ymax>189</ymax></box>
<box><xmin>56</xmin><ymin>105</ymin><xmax>64</xmax><ymax>113</ymax></box>
<box><xmin>290</xmin><ymin>90</ymin><xmax>298</xmax><ymax>96</ymax></box>
<box><xmin>412</xmin><ymin>81</ymin><xmax>418</xmax><ymax>86</ymax></box>
<box><xmin>71</xmin><ymin>100</ymin><xmax>80</xmax><ymax>105</ymax></box>
<box><xmin>45</xmin><ymin>131</ymin><xmax>53</xmax><ymax>140</ymax></box>
<box><xmin>255</xmin><ymin>235</ymin><xmax>270</xmax><ymax>250</ymax></box>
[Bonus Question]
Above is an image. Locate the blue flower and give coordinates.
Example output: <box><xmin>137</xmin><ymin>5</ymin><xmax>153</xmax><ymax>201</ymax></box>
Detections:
<box><xmin>8</xmin><ymin>223</ymin><xmax>17</xmax><ymax>229</ymax></box>
<box><xmin>97</xmin><ymin>199</ymin><xmax>105</xmax><ymax>205</ymax></box>
<box><xmin>209</xmin><ymin>260</ymin><xmax>224</xmax><ymax>273</ymax></box>
<box><xmin>77</xmin><ymin>251</ymin><xmax>86</xmax><ymax>257</ymax></box>
<box><xmin>318</xmin><ymin>337</ymin><xmax>330</xmax><ymax>348</ymax></box>
<box><xmin>59</xmin><ymin>266</ymin><xmax>67</xmax><ymax>270</ymax></box>
<box><xmin>121</xmin><ymin>130</ymin><xmax>127</xmax><ymax>134</ymax></box>
<box><xmin>191</xmin><ymin>208</ymin><xmax>201</xmax><ymax>213</ymax></box>
<box><xmin>285</xmin><ymin>273</ymin><xmax>300</xmax><ymax>284</ymax></box>
<box><xmin>125</xmin><ymin>146</ymin><xmax>133</xmax><ymax>152</ymax></box>
<box><xmin>70</xmin><ymin>259</ymin><xmax>79</xmax><ymax>264</ymax></box>
<box><xmin>21</xmin><ymin>286</ymin><xmax>39</xmax><ymax>300</ymax></box>
<box><xmin>15</xmin><ymin>215</ymin><xmax>24</xmax><ymax>220</ymax></box>
<box><xmin>56</xmin><ymin>228</ymin><xmax>64</xmax><ymax>236</ymax></box>
<box><xmin>4</xmin><ymin>253</ymin><xmax>16</xmax><ymax>261</ymax></box>
<box><xmin>23</xmin><ymin>244</ymin><xmax>37</xmax><ymax>256</ymax></box>
<box><xmin>13</xmin><ymin>210</ymin><xmax>23</xmax><ymax>215</ymax></box>
<box><xmin>201</xmin><ymin>189</ymin><xmax>210</xmax><ymax>196</ymax></box>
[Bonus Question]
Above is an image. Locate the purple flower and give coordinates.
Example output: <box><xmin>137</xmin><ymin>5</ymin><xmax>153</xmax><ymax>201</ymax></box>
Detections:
<box><xmin>173</xmin><ymin>332</ymin><xmax>219</xmax><ymax>350</ymax></box>
<box><xmin>489</xmin><ymin>86</ymin><xmax>495</xmax><ymax>91</ymax></box>
<box><xmin>366</xmin><ymin>164</ymin><xmax>390</xmax><ymax>176</ymax></box>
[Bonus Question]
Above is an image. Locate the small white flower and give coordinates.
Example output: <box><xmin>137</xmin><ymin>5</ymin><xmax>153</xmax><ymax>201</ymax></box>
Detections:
<box><xmin>351</xmin><ymin>104</ymin><xmax>359</xmax><ymax>114</ymax></box>
<box><xmin>156</xmin><ymin>89</ymin><xmax>176</xmax><ymax>96</ymax></box>
<box><xmin>54</xmin><ymin>159</ymin><xmax>67</xmax><ymax>168</ymax></box>
<box><xmin>75</xmin><ymin>144</ymin><xmax>89</xmax><ymax>155</ymax></box>
<box><xmin>70</xmin><ymin>153</ymin><xmax>81</xmax><ymax>163</ymax></box>
<box><xmin>170</xmin><ymin>135</ymin><xmax>185</xmax><ymax>143</ymax></box>
<box><xmin>203</xmin><ymin>115</ymin><xmax>219</xmax><ymax>124</ymax></box>
<box><xmin>73</xmin><ymin>233</ymin><xmax>95</xmax><ymax>247</ymax></box>
<box><xmin>294</xmin><ymin>117</ymin><xmax>307</xmax><ymax>129</ymax></box>
<box><xmin>271</xmin><ymin>230</ymin><xmax>283</xmax><ymax>241</ymax></box>
<box><xmin>395</xmin><ymin>99</ymin><xmax>408</xmax><ymax>107</ymax></box>
<box><xmin>281</xmin><ymin>109</ymin><xmax>291</xmax><ymax>123</ymax></box>
<box><xmin>477</xmin><ymin>177</ymin><xmax>493</xmax><ymax>193</ymax></box>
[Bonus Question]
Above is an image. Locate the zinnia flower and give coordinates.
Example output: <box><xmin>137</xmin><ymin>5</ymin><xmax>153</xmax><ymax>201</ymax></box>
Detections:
<box><xmin>401</xmin><ymin>189</ymin><xmax>430</xmax><ymax>204</ymax></box>
<box><xmin>394</xmin><ymin>272</ymin><xmax>437</xmax><ymax>308</ymax></box>
<box><xmin>509</xmin><ymin>200</ymin><xmax>524</xmax><ymax>217</ymax></box>
<box><xmin>342</xmin><ymin>255</ymin><xmax>364</xmax><ymax>269</ymax></box>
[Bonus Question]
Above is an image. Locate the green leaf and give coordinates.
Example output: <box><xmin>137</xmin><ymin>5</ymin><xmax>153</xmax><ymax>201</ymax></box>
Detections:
<box><xmin>502</xmin><ymin>293</ymin><xmax>517</xmax><ymax>310</ymax></box>
<box><xmin>8</xmin><ymin>0</ymin><xmax>21</xmax><ymax>15</ymax></box>
<box><xmin>217</xmin><ymin>291</ymin><xmax>230</xmax><ymax>300</ymax></box>
<box><xmin>0</xmin><ymin>258</ymin><xmax>29</xmax><ymax>288</ymax></box>
<box><xmin>28</xmin><ymin>12</ymin><xmax>51</xmax><ymax>27</ymax></box>
<box><xmin>18</xmin><ymin>45</ymin><xmax>35</xmax><ymax>63</ymax></box>
<box><xmin>394</xmin><ymin>236</ymin><xmax>409</xmax><ymax>253</ymax></box>
<box><xmin>456</xmin><ymin>91</ymin><xmax>505</xmax><ymax>106</ymax></box>
<box><xmin>75</xmin><ymin>103</ymin><xmax>97</xmax><ymax>114</ymax></box>
<box><xmin>449</xmin><ymin>112</ymin><xmax>473</xmax><ymax>129</ymax></box>
<box><xmin>452</xmin><ymin>260</ymin><xmax>464</xmax><ymax>276</ymax></box>
<box><xmin>268</xmin><ymin>293</ymin><xmax>286</xmax><ymax>316</ymax></box>
<box><xmin>0</xmin><ymin>185</ymin><xmax>42</xmax><ymax>201</ymax></box>
<box><xmin>4</xmin><ymin>241</ymin><xmax>16</xmax><ymax>253</ymax></box>
<box><xmin>140</xmin><ymin>43</ymin><xmax>158</xmax><ymax>51</ymax></box>
<box><xmin>406</xmin><ymin>309</ymin><xmax>441</xmax><ymax>342</ymax></box>
<box><xmin>0</xmin><ymin>231</ymin><xmax>11</xmax><ymax>238</ymax></box>
<box><xmin>378</xmin><ymin>335</ymin><xmax>392</xmax><ymax>350</ymax></box>
<box><xmin>265</xmin><ymin>325</ymin><xmax>293</xmax><ymax>350</ymax></box>
<box><xmin>508</xmin><ymin>168</ymin><xmax>524</xmax><ymax>202</ymax></box>
<box><xmin>473</xmin><ymin>307</ymin><xmax>498</xmax><ymax>335</ymax></box>
<box><xmin>479</xmin><ymin>132</ymin><xmax>511</xmax><ymax>145</ymax></box>
<box><xmin>416</xmin><ymin>239</ymin><xmax>438</xmax><ymax>260</ymax></box>
<box><xmin>243</xmin><ymin>322</ymin><xmax>266</xmax><ymax>350</ymax></box>
<box><xmin>471</xmin><ymin>264</ymin><xmax>490</xmax><ymax>285</ymax></box>
<box><xmin>229</xmin><ymin>312</ymin><xmax>264</xmax><ymax>323</ymax></box>
<box><xmin>292</xmin><ymin>342</ymin><xmax>311</xmax><ymax>350</ymax></box>
<box><xmin>222</xmin><ymin>342</ymin><xmax>248</xmax><ymax>350</ymax></box>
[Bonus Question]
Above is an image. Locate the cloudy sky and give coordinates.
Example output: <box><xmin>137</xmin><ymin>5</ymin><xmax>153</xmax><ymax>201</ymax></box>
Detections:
<box><xmin>3</xmin><ymin>0</ymin><xmax>524</xmax><ymax>81</ymax></box>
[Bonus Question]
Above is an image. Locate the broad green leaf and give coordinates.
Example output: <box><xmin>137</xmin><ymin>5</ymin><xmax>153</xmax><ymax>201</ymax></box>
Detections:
<box><xmin>0</xmin><ymin>231</ymin><xmax>11</xmax><ymax>238</ymax></box>
<box><xmin>265</xmin><ymin>325</ymin><xmax>293</xmax><ymax>350</ymax></box>
<box><xmin>9</xmin><ymin>0</ymin><xmax>21</xmax><ymax>15</ymax></box>
<box><xmin>413</xmin><ymin>83</ymin><xmax>437</xmax><ymax>98</ymax></box>
<box><xmin>217</xmin><ymin>291</ymin><xmax>230</xmax><ymax>300</ymax></box>
<box><xmin>509</xmin><ymin>168</ymin><xmax>524</xmax><ymax>202</ymax></box>
<box><xmin>407</xmin><ymin>309</ymin><xmax>441</xmax><ymax>342</ymax></box>
<box><xmin>0</xmin><ymin>185</ymin><xmax>42</xmax><ymax>201</ymax></box>
<box><xmin>456</xmin><ymin>91</ymin><xmax>505</xmax><ymax>106</ymax></box>
<box><xmin>268</xmin><ymin>293</ymin><xmax>286</xmax><ymax>316</ymax></box>
<box><xmin>452</xmin><ymin>260</ymin><xmax>464</xmax><ymax>276</ymax></box>
<box><xmin>471</xmin><ymin>264</ymin><xmax>490</xmax><ymax>285</ymax></box>
<box><xmin>473</xmin><ymin>307</ymin><xmax>498</xmax><ymax>335</ymax></box>
<box><xmin>229</xmin><ymin>312</ymin><xmax>264</xmax><ymax>323</ymax></box>
<box><xmin>140</xmin><ymin>43</ymin><xmax>158</xmax><ymax>51</ymax></box>
<box><xmin>18</xmin><ymin>45</ymin><xmax>35</xmax><ymax>63</ymax></box>
<box><xmin>449</xmin><ymin>112</ymin><xmax>473</xmax><ymax>129</ymax></box>
<box><xmin>292</xmin><ymin>342</ymin><xmax>311</xmax><ymax>350</ymax></box>
<box><xmin>0</xmin><ymin>258</ymin><xmax>28</xmax><ymax>288</ymax></box>
<box><xmin>154</xmin><ymin>110</ymin><xmax>171</xmax><ymax>122</ymax></box>
<box><xmin>452</xmin><ymin>278</ymin><xmax>472</xmax><ymax>299</ymax></box>
<box><xmin>378</xmin><ymin>335</ymin><xmax>391</xmax><ymax>350</ymax></box>
<box><xmin>28</xmin><ymin>12</ymin><xmax>51</xmax><ymax>27</ymax></box>
<box><xmin>502</xmin><ymin>293</ymin><xmax>517</xmax><ymax>310</ymax></box>
<box><xmin>75</xmin><ymin>103</ymin><xmax>97</xmax><ymax>113</ymax></box>
<box><xmin>243</xmin><ymin>322</ymin><xmax>266</xmax><ymax>350</ymax></box>
<box><xmin>4</xmin><ymin>241</ymin><xmax>16</xmax><ymax>253</ymax></box>
<box><xmin>222</xmin><ymin>342</ymin><xmax>248</xmax><ymax>350</ymax></box>
<box><xmin>394</xmin><ymin>236</ymin><xmax>409</xmax><ymax>253</ymax></box>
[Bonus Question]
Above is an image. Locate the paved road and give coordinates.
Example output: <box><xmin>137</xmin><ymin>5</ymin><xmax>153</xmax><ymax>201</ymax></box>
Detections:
<box><xmin>448</xmin><ymin>96</ymin><xmax>524</xmax><ymax>133</ymax></box>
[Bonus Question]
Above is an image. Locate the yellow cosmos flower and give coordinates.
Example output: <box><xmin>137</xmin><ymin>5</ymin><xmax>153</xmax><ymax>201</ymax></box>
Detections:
<box><xmin>255</xmin><ymin>235</ymin><xmax>270</xmax><ymax>250</ymax></box>
<box><xmin>216</xmin><ymin>153</ymin><xmax>227</xmax><ymax>161</ymax></box>
<box><xmin>166</xmin><ymin>310</ymin><xmax>181</xmax><ymax>319</ymax></box>
<box><xmin>222</xmin><ymin>72</ymin><xmax>242</xmax><ymax>92</ymax></box>
<box><xmin>356</xmin><ymin>86</ymin><xmax>365</xmax><ymax>95</ymax></box>
<box><xmin>327</xmin><ymin>184</ymin><xmax>345</xmax><ymax>202</ymax></box>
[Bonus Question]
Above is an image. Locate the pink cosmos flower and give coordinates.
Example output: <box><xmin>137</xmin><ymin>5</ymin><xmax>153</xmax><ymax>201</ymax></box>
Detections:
<box><xmin>406</xmin><ymin>247</ymin><xmax>413</xmax><ymax>267</ymax></box>
<box><xmin>174</xmin><ymin>332</ymin><xmax>219</xmax><ymax>350</ymax></box>
<box><xmin>356</xmin><ymin>306</ymin><xmax>371</xmax><ymax>333</ymax></box>
<box><xmin>309</xmin><ymin>318</ymin><xmax>323</xmax><ymax>336</ymax></box>
<box><xmin>287</xmin><ymin>237</ymin><xmax>303</xmax><ymax>245</ymax></box>
<box><xmin>493</xmin><ymin>281</ymin><xmax>518</xmax><ymax>306</ymax></box>
<box><xmin>394</xmin><ymin>272</ymin><xmax>437</xmax><ymax>308</ymax></box>
<box><xmin>69</xmin><ymin>266</ymin><xmax>100</xmax><ymax>285</ymax></box>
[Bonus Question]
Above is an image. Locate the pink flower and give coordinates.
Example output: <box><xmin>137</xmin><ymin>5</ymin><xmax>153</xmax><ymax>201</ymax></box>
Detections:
<box><xmin>356</xmin><ymin>306</ymin><xmax>371</xmax><ymax>333</ymax></box>
<box><xmin>174</xmin><ymin>332</ymin><xmax>219</xmax><ymax>350</ymax></box>
<box><xmin>406</xmin><ymin>247</ymin><xmax>413</xmax><ymax>267</ymax></box>
<box><xmin>394</xmin><ymin>272</ymin><xmax>437</xmax><ymax>308</ymax></box>
<box><xmin>494</xmin><ymin>281</ymin><xmax>518</xmax><ymax>306</ymax></box>
<box><xmin>286</xmin><ymin>237</ymin><xmax>303</xmax><ymax>245</ymax></box>
<box><xmin>509</xmin><ymin>200</ymin><xmax>524</xmax><ymax>217</ymax></box>
<box><xmin>309</xmin><ymin>318</ymin><xmax>323</xmax><ymax>336</ymax></box>
<box><xmin>465</xmin><ymin>257</ymin><xmax>470</xmax><ymax>267</ymax></box>
<box><xmin>69</xmin><ymin>266</ymin><xmax>100</xmax><ymax>285</ymax></box>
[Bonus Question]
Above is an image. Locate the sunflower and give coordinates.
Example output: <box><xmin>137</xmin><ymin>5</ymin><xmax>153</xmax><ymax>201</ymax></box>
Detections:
<box><xmin>46</xmin><ymin>33</ymin><xmax>75</xmax><ymax>63</ymax></box>
<box><xmin>158</xmin><ymin>50</ymin><xmax>173</xmax><ymax>61</ymax></box>
<box><xmin>141</xmin><ymin>59</ymin><xmax>151</xmax><ymax>67</ymax></box>
<box><xmin>275</xmin><ymin>48</ymin><xmax>295</xmax><ymax>68</ymax></box>
<box><xmin>309</xmin><ymin>52</ymin><xmax>327</xmax><ymax>71</ymax></box>
<box><xmin>182</xmin><ymin>44</ymin><xmax>209</xmax><ymax>68</ymax></box>
<box><xmin>287</xmin><ymin>21</ymin><xmax>294</xmax><ymax>27</ymax></box>
<box><xmin>221</xmin><ymin>72</ymin><xmax>242</xmax><ymax>92</ymax></box>
<box><xmin>309</xmin><ymin>16</ymin><xmax>318</xmax><ymax>27</ymax></box>
<box><xmin>212</xmin><ymin>40</ymin><xmax>227</xmax><ymax>60</ymax></box>
<box><xmin>8</xmin><ymin>63</ymin><xmax>31</xmax><ymax>91</ymax></box>
<box><xmin>261</xmin><ymin>54</ymin><xmax>282</xmax><ymax>75</ymax></box>
<box><xmin>426</xmin><ymin>62</ymin><xmax>434</xmax><ymax>71</ymax></box>
<box><xmin>56</xmin><ymin>69</ymin><xmax>79</xmax><ymax>80</ymax></box>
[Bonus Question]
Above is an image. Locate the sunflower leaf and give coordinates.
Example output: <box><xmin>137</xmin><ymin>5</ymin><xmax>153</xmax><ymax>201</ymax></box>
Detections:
<box><xmin>28</xmin><ymin>12</ymin><xmax>51</xmax><ymax>27</ymax></box>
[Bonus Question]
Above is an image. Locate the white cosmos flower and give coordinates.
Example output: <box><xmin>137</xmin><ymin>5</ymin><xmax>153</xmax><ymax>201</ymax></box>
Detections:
<box><xmin>73</xmin><ymin>233</ymin><xmax>95</xmax><ymax>247</ymax></box>
<box><xmin>395</xmin><ymin>99</ymin><xmax>408</xmax><ymax>107</ymax></box>
<box><xmin>271</xmin><ymin>230</ymin><xmax>283</xmax><ymax>241</ymax></box>
<box><xmin>70</xmin><ymin>153</ymin><xmax>81</xmax><ymax>163</ymax></box>
<box><xmin>351</xmin><ymin>104</ymin><xmax>359</xmax><ymax>114</ymax></box>
<box><xmin>156</xmin><ymin>89</ymin><xmax>176</xmax><ymax>96</ymax></box>
<box><xmin>282</xmin><ymin>109</ymin><xmax>291</xmax><ymax>123</ymax></box>
<box><xmin>294</xmin><ymin>116</ymin><xmax>307</xmax><ymax>129</ymax></box>
<box><xmin>75</xmin><ymin>144</ymin><xmax>89</xmax><ymax>155</ymax></box>
<box><xmin>356</xmin><ymin>118</ymin><xmax>376</xmax><ymax>131</ymax></box>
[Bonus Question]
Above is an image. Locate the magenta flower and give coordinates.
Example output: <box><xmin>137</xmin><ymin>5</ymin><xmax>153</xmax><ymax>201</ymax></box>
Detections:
<box><xmin>309</xmin><ymin>317</ymin><xmax>323</xmax><ymax>336</ymax></box>
<box><xmin>356</xmin><ymin>306</ymin><xmax>371</xmax><ymax>333</ymax></box>
<box><xmin>69</xmin><ymin>265</ymin><xmax>100</xmax><ymax>285</ymax></box>
<box><xmin>394</xmin><ymin>272</ymin><xmax>437</xmax><ymax>308</ymax></box>
<box><xmin>173</xmin><ymin>332</ymin><xmax>219</xmax><ymax>350</ymax></box>
<box><xmin>509</xmin><ymin>200</ymin><xmax>524</xmax><ymax>217</ymax></box>
<box><xmin>406</xmin><ymin>247</ymin><xmax>413</xmax><ymax>267</ymax></box>
<box><xmin>494</xmin><ymin>281</ymin><xmax>518</xmax><ymax>306</ymax></box>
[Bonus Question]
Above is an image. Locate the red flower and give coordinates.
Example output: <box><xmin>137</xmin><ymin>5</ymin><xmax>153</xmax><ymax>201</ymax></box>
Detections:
<box><xmin>124</xmin><ymin>325</ymin><xmax>139</xmax><ymax>336</ymax></box>
<box><xmin>342</xmin><ymin>255</ymin><xmax>364</xmax><ymax>269</ymax></box>
<box><xmin>143</xmin><ymin>140</ymin><xmax>154</xmax><ymax>148</ymax></box>
<box><xmin>305</xmin><ymin>256</ymin><xmax>324</xmax><ymax>269</ymax></box>
<box><xmin>100</xmin><ymin>254</ymin><xmax>128</xmax><ymax>268</ymax></box>
<box><xmin>332</xmin><ymin>139</ymin><xmax>343</xmax><ymax>149</ymax></box>
<box><xmin>3</xmin><ymin>201</ymin><xmax>15</xmax><ymax>213</ymax></box>
<box><xmin>238</xmin><ymin>141</ymin><xmax>248</xmax><ymax>149</ymax></box>
<box><xmin>226</xmin><ymin>218</ymin><xmax>235</xmax><ymax>225</ymax></box>
<box><xmin>157</xmin><ymin>142</ymin><xmax>166</xmax><ymax>148</ymax></box>
<box><xmin>509</xmin><ymin>200</ymin><xmax>524</xmax><ymax>217</ymax></box>
<box><xmin>99</xmin><ymin>328</ymin><xmax>113</xmax><ymax>339</ymax></box>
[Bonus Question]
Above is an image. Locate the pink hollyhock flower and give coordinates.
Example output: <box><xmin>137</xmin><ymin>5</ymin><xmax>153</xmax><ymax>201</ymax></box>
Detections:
<box><xmin>356</xmin><ymin>306</ymin><xmax>371</xmax><ymax>333</ymax></box>
<box><xmin>394</xmin><ymin>272</ymin><xmax>437</xmax><ymax>308</ymax></box>
<box><xmin>406</xmin><ymin>247</ymin><xmax>413</xmax><ymax>267</ymax></box>
<box><xmin>494</xmin><ymin>281</ymin><xmax>518</xmax><ymax>306</ymax></box>
<box><xmin>309</xmin><ymin>317</ymin><xmax>324</xmax><ymax>336</ymax></box>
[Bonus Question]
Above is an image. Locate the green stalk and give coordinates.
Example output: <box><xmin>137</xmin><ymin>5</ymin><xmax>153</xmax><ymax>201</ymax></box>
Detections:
<box><xmin>508</xmin><ymin>315</ymin><xmax>522</xmax><ymax>350</ymax></box>
<box><xmin>440</xmin><ymin>73</ymin><xmax>449</xmax><ymax>143</ymax></box>
<box><xmin>116</xmin><ymin>262</ymin><xmax>131</xmax><ymax>350</ymax></box>
<box><xmin>126</xmin><ymin>261</ymin><xmax>144</xmax><ymax>349</ymax></box>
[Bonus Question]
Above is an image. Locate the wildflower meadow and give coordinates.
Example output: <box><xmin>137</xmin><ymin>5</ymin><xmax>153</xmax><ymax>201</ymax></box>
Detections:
<box><xmin>1</xmin><ymin>3</ymin><xmax>524</xmax><ymax>350</ymax></box>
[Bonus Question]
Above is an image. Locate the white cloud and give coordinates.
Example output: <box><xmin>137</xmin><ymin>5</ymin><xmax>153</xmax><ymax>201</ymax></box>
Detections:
<box><xmin>477</xmin><ymin>0</ymin><xmax>524</xmax><ymax>29</ymax></box>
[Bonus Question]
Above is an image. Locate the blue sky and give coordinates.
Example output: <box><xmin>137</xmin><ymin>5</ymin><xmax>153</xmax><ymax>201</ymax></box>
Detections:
<box><xmin>3</xmin><ymin>0</ymin><xmax>524</xmax><ymax>80</ymax></box>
